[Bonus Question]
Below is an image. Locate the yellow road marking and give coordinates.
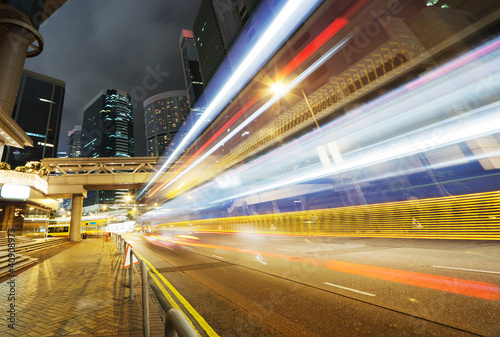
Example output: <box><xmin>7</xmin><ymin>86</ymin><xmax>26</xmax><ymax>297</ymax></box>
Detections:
<box><xmin>138</xmin><ymin>252</ymin><xmax>220</xmax><ymax>337</ymax></box>
<box><xmin>147</xmin><ymin>268</ymin><xmax>181</xmax><ymax>309</ymax></box>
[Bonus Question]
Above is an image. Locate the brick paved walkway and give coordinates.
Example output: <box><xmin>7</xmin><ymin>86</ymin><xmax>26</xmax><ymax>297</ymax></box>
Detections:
<box><xmin>0</xmin><ymin>238</ymin><xmax>164</xmax><ymax>336</ymax></box>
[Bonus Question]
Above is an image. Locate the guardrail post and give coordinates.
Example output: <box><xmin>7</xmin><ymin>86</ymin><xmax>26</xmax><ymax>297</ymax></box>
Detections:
<box><xmin>129</xmin><ymin>247</ymin><xmax>134</xmax><ymax>301</ymax></box>
<box><xmin>165</xmin><ymin>308</ymin><xmax>199</xmax><ymax>337</ymax></box>
<box><xmin>141</xmin><ymin>259</ymin><xmax>150</xmax><ymax>337</ymax></box>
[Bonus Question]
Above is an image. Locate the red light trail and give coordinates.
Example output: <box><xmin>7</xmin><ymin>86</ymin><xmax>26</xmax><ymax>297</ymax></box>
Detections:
<box><xmin>148</xmin><ymin>0</ymin><xmax>370</xmax><ymax>198</ymax></box>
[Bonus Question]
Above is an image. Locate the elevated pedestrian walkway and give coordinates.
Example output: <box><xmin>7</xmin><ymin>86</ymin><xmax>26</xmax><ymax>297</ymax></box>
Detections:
<box><xmin>0</xmin><ymin>238</ymin><xmax>163</xmax><ymax>336</ymax></box>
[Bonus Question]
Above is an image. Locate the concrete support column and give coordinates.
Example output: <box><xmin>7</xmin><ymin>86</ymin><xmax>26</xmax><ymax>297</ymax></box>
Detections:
<box><xmin>0</xmin><ymin>27</ymin><xmax>30</xmax><ymax>115</ymax></box>
<box><xmin>0</xmin><ymin>204</ymin><xmax>15</xmax><ymax>231</ymax></box>
<box><xmin>69</xmin><ymin>194</ymin><xmax>83</xmax><ymax>242</ymax></box>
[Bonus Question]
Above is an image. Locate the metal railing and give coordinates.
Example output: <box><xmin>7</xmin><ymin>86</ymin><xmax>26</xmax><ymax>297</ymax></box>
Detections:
<box><xmin>112</xmin><ymin>233</ymin><xmax>198</xmax><ymax>337</ymax></box>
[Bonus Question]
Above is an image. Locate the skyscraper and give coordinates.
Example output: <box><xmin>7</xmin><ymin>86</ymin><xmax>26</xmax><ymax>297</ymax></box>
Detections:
<box><xmin>2</xmin><ymin>69</ymin><xmax>65</xmax><ymax>168</ymax></box>
<box><xmin>81</xmin><ymin>89</ymin><xmax>133</xmax><ymax>206</ymax></box>
<box><xmin>68</xmin><ymin>125</ymin><xmax>82</xmax><ymax>158</ymax></box>
<box><xmin>81</xmin><ymin>89</ymin><xmax>134</xmax><ymax>158</ymax></box>
<box><xmin>193</xmin><ymin>0</ymin><xmax>240</xmax><ymax>87</ymax></box>
<box><xmin>180</xmin><ymin>29</ymin><xmax>204</xmax><ymax>107</ymax></box>
<box><xmin>192</xmin><ymin>0</ymin><xmax>264</xmax><ymax>100</ymax></box>
<box><xmin>143</xmin><ymin>91</ymin><xmax>189</xmax><ymax>157</ymax></box>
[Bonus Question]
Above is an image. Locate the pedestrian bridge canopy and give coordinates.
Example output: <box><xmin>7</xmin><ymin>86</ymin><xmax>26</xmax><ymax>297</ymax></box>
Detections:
<box><xmin>41</xmin><ymin>157</ymin><xmax>159</xmax><ymax>198</ymax></box>
<box><xmin>40</xmin><ymin>157</ymin><xmax>158</xmax><ymax>241</ymax></box>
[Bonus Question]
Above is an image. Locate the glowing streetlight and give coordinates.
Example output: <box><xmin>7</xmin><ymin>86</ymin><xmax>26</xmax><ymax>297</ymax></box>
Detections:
<box><xmin>125</xmin><ymin>194</ymin><xmax>138</xmax><ymax>224</ymax></box>
<box><xmin>270</xmin><ymin>82</ymin><xmax>288</xmax><ymax>97</ymax></box>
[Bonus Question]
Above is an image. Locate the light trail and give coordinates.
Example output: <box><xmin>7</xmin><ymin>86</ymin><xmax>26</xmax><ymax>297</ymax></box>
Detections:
<box><xmin>146</xmin><ymin>0</ymin><xmax>370</xmax><ymax>199</ymax></box>
<box><xmin>147</xmin><ymin>95</ymin><xmax>262</xmax><ymax>197</ymax></box>
<box><xmin>155</xmin><ymin>35</ymin><xmax>353</xmax><ymax>197</ymax></box>
<box><xmin>139</xmin><ymin>0</ymin><xmax>323</xmax><ymax>199</ymax></box>
<box><xmin>191</xmin><ymin>38</ymin><xmax>500</xmax><ymax>205</ymax></box>
<box><xmin>139</xmin><ymin>11</ymin><xmax>500</xmax><ymax>251</ymax></box>
<box><xmin>432</xmin><ymin>266</ymin><xmax>500</xmax><ymax>275</ymax></box>
<box><xmin>214</xmin><ymin>100</ymin><xmax>500</xmax><ymax>203</ymax></box>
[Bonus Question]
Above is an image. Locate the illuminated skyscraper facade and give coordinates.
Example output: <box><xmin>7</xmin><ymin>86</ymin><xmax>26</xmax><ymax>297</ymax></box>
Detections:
<box><xmin>144</xmin><ymin>91</ymin><xmax>189</xmax><ymax>157</ymax></box>
<box><xmin>81</xmin><ymin>89</ymin><xmax>133</xmax><ymax>206</ymax></box>
<box><xmin>192</xmin><ymin>0</ymin><xmax>239</xmax><ymax>87</ymax></box>
<box><xmin>81</xmin><ymin>89</ymin><xmax>134</xmax><ymax>158</ymax></box>
<box><xmin>2</xmin><ymin>69</ymin><xmax>65</xmax><ymax>168</ymax></box>
<box><xmin>68</xmin><ymin>125</ymin><xmax>82</xmax><ymax>158</ymax></box>
<box><xmin>180</xmin><ymin>29</ymin><xmax>204</xmax><ymax>106</ymax></box>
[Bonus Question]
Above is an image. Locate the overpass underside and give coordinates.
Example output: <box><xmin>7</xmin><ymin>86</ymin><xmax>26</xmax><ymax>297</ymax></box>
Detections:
<box><xmin>41</xmin><ymin>157</ymin><xmax>158</xmax><ymax>241</ymax></box>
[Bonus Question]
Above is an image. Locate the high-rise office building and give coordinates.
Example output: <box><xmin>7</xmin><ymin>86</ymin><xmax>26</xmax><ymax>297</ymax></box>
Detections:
<box><xmin>192</xmin><ymin>0</ymin><xmax>264</xmax><ymax>93</ymax></box>
<box><xmin>81</xmin><ymin>89</ymin><xmax>134</xmax><ymax>158</ymax></box>
<box><xmin>143</xmin><ymin>91</ymin><xmax>190</xmax><ymax>157</ymax></box>
<box><xmin>180</xmin><ymin>30</ymin><xmax>204</xmax><ymax>107</ymax></box>
<box><xmin>68</xmin><ymin>125</ymin><xmax>82</xmax><ymax>158</ymax></box>
<box><xmin>193</xmin><ymin>0</ymin><xmax>240</xmax><ymax>87</ymax></box>
<box><xmin>2</xmin><ymin>69</ymin><xmax>65</xmax><ymax>168</ymax></box>
<box><xmin>81</xmin><ymin>89</ymin><xmax>133</xmax><ymax>206</ymax></box>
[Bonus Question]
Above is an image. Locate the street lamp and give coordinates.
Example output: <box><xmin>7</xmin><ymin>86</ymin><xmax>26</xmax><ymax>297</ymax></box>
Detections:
<box><xmin>125</xmin><ymin>194</ymin><xmax>138</xmax><ymax>232</ymax></box>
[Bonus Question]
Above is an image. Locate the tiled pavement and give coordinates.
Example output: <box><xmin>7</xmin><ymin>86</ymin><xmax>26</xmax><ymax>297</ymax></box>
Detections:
<box><xmin>0</xmin><ymin>238</ymin><xmax>164</xmax><ymax>336</ymax></box>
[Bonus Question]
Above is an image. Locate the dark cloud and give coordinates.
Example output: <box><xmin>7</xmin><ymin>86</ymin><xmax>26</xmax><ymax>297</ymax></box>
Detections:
<box><xmin>24</xmin><ymin>0</ymin><xmax>203</xmax><ymax>156</ymax></box>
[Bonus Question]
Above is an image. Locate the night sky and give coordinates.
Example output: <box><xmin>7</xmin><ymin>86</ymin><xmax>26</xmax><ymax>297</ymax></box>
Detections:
<box><xmin>24</xmin><ymin>0</ymin><xmax>203</xmax><ymax>156</ymax></box>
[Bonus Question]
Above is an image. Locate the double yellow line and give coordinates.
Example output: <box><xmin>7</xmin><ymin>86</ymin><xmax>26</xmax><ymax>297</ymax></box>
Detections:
<box><xmin>136</xmin><ymin>252</ymin><xmax>219</xmax><ymax>337</ymax></box>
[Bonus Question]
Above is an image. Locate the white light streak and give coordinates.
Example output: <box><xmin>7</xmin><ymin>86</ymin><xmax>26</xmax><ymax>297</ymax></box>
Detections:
<box><xmin>432</xmin><ymin>266</ymin><xmax>500</xmax><ymax>275</ymax></box>
<box><xmin>158</xmin><ymin>35</ymin><xmax>353</xmax><ymax>193</ymax></box>
<box><xmin>139</xmin><ymin>0</ymin><xmax>322</xmax><ymax>198</ymax></box>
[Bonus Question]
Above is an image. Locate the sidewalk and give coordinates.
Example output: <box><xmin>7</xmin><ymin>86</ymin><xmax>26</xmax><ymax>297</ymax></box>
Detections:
<box><xmin>0</xmin><ymin>237</ymin><xmax>164</xmax><ymax>336</ymax></box>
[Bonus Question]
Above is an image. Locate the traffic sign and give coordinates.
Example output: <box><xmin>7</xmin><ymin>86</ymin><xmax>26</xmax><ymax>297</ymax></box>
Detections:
<box><xmin>123</xmin><ymin>244</ymin><xmax>139</xmax><ymax>269</ymax></box>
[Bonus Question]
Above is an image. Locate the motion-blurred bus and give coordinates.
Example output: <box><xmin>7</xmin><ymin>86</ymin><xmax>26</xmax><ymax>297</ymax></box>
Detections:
<box><xmin>47</xmin><ymin>216</ymin><xmax>114</xmax><ymax>237</ymax></box>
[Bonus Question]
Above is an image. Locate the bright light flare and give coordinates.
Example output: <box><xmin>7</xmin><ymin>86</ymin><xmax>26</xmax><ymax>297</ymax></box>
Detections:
<box><xmin>270</xmin><ymin>82</ymin><xmax>288</xmax><ymax>97</ymax></box>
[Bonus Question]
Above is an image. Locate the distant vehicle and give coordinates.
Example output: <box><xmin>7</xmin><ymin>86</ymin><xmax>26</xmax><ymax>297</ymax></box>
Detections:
<box><xmin>47</xmin><ymin>218</ymin><xmax>108</xmax><ymax>237</ymax></box>
<box><xmin>47</xmin><ymin>224</ymin><xmax>69</xmax><ymax>237</ymax></box>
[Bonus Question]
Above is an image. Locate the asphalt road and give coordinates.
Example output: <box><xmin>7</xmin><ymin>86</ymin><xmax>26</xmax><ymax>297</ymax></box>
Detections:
<box><xmin>122</xmin><ymin>232</ymin><xmax>500</xmax><ymax>336</ymax></box>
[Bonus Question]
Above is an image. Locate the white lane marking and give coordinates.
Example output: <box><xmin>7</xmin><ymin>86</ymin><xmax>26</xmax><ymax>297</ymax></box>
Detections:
<box><xmin>324</xmin><ymin>282</ymin><xmax>376</xmax><ymax>297</ymax></box>
<box><xmin>432</xmin><ymin>265</ymin><xmax>500</xmax><ymax>275</ymax></box>
<box><xmin>275</xmin><ymin>248</ymin><xmax>294</xmax><ymax>252</ymax></box>
<box><xmin>212</xmin><ymin>255</ymin><xmax>224</xmax><ymax>259</ymax></box>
